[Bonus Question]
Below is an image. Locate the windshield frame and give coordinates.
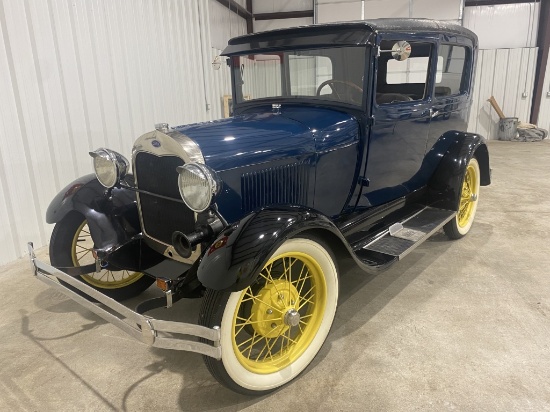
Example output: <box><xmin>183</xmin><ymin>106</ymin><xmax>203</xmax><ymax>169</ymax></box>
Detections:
<box><xmin>230</xmin><ymin>45</ymin><xmax>371</xmax><ymax>114</ymax></box>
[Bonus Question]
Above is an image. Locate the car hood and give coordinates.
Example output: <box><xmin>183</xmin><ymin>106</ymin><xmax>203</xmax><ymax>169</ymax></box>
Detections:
<box><xmin>173</xmin><ymin>106</ymin><xmax>358</xmax><ymax>171</ymax></box>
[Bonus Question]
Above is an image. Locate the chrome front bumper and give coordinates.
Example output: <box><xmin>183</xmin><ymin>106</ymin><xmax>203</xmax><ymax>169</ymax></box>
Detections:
<box><xmin>27</xmin><ymin>242</ymin><xmax>221</xmax><ymax>359</ymax></box>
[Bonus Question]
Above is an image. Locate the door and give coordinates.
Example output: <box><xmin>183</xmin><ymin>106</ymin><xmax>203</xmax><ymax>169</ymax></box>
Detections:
<box><xmin>427</xmin><ymin>43</ymin><xmax>472</xmax><ymax>151</ymax></box>
<box><xmin>358</xmin><ymin>39</ymin><xmax>436</xmax><ymax>208</ymax></box>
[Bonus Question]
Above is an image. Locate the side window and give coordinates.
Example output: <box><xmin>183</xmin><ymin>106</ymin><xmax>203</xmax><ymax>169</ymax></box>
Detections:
<box><xmin>436</xmin><ymin>45</ymin><xmax>467</xmax><ymax>97</ymax></box>
<box><xmin>376</xmin><ymin>41</ymin><xmax>432</xmax><ymax>105</ymax></box>
<box><xmin>387</xmin><ymin>57</ymin><xmax>430</xmax><ymax>84</ymax></box>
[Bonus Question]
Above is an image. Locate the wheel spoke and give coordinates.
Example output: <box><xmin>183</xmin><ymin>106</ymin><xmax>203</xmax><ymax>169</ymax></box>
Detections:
<box><xmin>235</xmin><ymin>316</ymin><xmax>283</xmax><ymax>327</ymax></box>
<box><xmin>255</xmin><ymin>336</ymin><xmax>271</xmax><ymax>360</ymax></box>
<box><xmin>300</xmin><ymin>284</ymin><xmax>316</xmax><ymax>301</ymax></box>
<box><xmin>281</xmin><ymin>331</ymin><xmax>299</xmax><ymax>346</ymax></box>
<box><xmin>298</xmin><ymin>294</ymin><xmax>315</xmax><ymax>310</ymax></box>
<box><xmin>297</xmin><ymin>271</ymin><xmax>312</xmax><ymax>297</ymax></box>
<box><xmin>243</xmin><ymin>292</ymin><xmax>284</xmax><ymax>314</ymax></box>
<box><xmin>76</xmin><ymin>250</ymin><xmax>92</xmax><ymax>262</ymax></box>
<box><xmin>235</xmin><ymin>313</ymin><xmax>254</xmax><ymax>335</ymax></box>
<box><xmin>265</xmin><ymin>330</ymin><xmax>285</xmax><ymax>360</ymax></box>
<box><xmin>244</xmin><ymin>331</ymin><xmax>260</xmax><ymax>359</ymax></box>
<box><xmin>237</xmin><ymin>334</ymin><xmax>256</xmax><ymax>349</ymax></box>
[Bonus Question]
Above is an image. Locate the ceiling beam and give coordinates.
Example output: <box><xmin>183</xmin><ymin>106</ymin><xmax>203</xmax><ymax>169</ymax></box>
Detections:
<box><xmin>214</xmin><ymin>0</ymin><xmax>252</xmax><ymax>20</ymax></box>
<box><xmin>254</xmin><ymin>10</ymin><xmax>314</xmax><ymax>21</ymax></box>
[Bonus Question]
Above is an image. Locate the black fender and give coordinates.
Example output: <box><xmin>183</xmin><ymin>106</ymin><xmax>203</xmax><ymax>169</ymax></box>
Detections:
<box><xmin>46</xmin><ymin>174</ymin><xmax>142</xmax><ymax>260</ymax></box>
<box><xmin>427</xmin><ymin>131</ymin><xmax>491</xmax><ymax>211</ymax></box>
<box><xmin>197</xmin><ymin>206</ymin><xmax>348</xmax><ymax>292</ymax></box>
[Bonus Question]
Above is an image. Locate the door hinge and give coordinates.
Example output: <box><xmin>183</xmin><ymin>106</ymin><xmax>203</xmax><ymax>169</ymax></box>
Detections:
<box><xmin>367</xmin><ymin>116</ymin><xmax>375</xmax><ymax>126</ymax></box>
<box><xmin>360</xmin><ymin>177</ymin><xmax>370</xmax><ymax>187</ymax></box>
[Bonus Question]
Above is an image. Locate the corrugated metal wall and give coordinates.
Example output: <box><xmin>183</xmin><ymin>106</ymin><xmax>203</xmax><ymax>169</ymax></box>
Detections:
<box><xmin>468</xmin><ymin>48</ymin><xmax>538</xmax><ymax>139</ymax></box>
<box><xmin>0</xmin><ymin>0</ymin><xmax>242</xmax><ymax>266</ymax></box>
<box><xmin>317</xmin><ymin>0</ymin><xmax>462</xmax><ymax>23</ymax></box>
<box><xmin>463</xmin><ymin>3</ymin><xmax>539</xmax><ymax>49</ymax></box>
<box><xmin>210</xmin><ymin>0</ymin><xmax>247</xmax><ymax>50</ymax></box>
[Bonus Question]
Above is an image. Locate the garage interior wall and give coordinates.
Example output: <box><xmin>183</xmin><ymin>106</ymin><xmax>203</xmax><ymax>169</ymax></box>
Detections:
<box><xmin>465</xmin><ymin>3</ymin><xmax>539</xmax><ymax>137</ymax></box>
<box><xmin>0</xmin><ymin>0</ymin><xmax>241</xmax><ymax>266</ymax></box>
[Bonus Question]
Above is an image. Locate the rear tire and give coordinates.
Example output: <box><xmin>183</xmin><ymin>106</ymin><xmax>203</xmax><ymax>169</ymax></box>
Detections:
<box><xmin>49</xmin><ymin>211</ymin><xmax>154</xmax><ymax>301</ymax></box>
<box><xmin>199</xmin><ymin>237</ymin><xmax>339</xmax><ymax>395</ymax></box>
<box><xmin>444</xmin><ymin>157</ymin><xmax>481</xmax><ymax>239</ymax></box>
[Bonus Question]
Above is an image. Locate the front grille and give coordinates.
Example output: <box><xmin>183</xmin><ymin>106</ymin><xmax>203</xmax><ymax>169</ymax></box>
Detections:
<box><xmin>134</xmin><ymin>152</ymin><xmax>195</xmax><ymax>245</ymax></box>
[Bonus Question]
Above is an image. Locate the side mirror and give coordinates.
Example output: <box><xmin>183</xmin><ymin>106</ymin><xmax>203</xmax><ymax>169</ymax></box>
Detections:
<box><xmin>379</xmin><ymin>41</ymin><xmax>412</xmax><ymax>61</ymax></box>
<box><xmin>212</xmin><ymin>55</ymin><xmax>222</xmax><ymax>70</ymax></box>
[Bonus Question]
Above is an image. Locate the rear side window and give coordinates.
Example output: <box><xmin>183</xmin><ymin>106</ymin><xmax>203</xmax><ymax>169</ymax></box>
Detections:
<box><xmin>435</xmin><ymin>45</ymin><xmax>467</xmax><ymax>97</ymax></box>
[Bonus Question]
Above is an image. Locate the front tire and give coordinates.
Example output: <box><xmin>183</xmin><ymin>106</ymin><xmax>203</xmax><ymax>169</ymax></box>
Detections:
<box><xmin>49</xmin><ymin>211</ymin><xmax>154</xmax><ymax>301</ymax></box>
<box><xmin>444</xmin><ymin>156</ymin><xmax>481</xmax><ymax>239</ymax></box>
<box><xmin>199</xmin><ymin>237</ymin><xmax>339</xmax><ymax>395</ymax></box>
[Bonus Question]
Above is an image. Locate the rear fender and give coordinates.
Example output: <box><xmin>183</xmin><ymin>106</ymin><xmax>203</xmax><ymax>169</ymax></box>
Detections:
<box><xmin>427</xmin><ymin>132</ymin><xmax>491</xmax><ymax>211</ymax></box>
<box><xmin>197</xmin><ymin>207</ymin><xmax>343</xmax><ymax>292</ymax></box>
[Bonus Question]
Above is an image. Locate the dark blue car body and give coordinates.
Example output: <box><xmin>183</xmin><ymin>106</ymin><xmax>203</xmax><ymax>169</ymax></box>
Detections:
<box><xmin>33</xmin><ymin>19</ymin><xmax>494</xmax><ymax>395</ymax></box>
<box><xmin>46</xmin><ymin>19</ymin><xmax>490</xmax><ymax>293</ymax></box>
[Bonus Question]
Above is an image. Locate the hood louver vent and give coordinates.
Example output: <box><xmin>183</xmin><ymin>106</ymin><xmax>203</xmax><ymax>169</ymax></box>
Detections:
<box><xmin>241</xmin><ymin>163</ymin><xmax>309</xmax><ymax>212</ymax></box>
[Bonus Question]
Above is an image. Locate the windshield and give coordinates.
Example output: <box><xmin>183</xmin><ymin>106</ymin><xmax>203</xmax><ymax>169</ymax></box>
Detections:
<box><xmin>232</xmin><ymin>47</ymin><xmax>367</xmax><ymax>107</ymax></box>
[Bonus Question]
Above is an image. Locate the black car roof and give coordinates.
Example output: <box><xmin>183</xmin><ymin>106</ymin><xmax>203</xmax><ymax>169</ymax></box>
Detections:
<box><xmin>221</xmin><ymin>18</ymin><xmax>478</xmax><ymax>55</ymax></box>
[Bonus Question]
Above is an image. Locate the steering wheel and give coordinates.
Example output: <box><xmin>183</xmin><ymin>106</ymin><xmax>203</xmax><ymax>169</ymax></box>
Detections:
<box><xmin>316</xmin><ymin>80</ymin><xmax>364</xmax><ymax>103</ymax></box>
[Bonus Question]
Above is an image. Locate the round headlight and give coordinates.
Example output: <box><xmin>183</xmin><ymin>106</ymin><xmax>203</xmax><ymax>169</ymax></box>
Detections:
<box><xmin>177</xmin><ymin>163</ymin><xmax>219</xmax><ymax>212</ymax></box>
<box><xmin>89</xmin><ymin>148</ymin><xmax>129</xmax><ymax>188</ymax></box>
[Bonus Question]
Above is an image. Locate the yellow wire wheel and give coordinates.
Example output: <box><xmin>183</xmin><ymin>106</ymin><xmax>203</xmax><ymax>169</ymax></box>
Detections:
<box><xmin>70</xmin><ymin>220</ymin><xmax>145</xmax><ymax>289</ymax></box>
<box><xmin>207</xmin><ymin>237</ymin><xmax>339</xmax><ymax>394</ymax></box>
<box><xmin>232</xmin><ymin>251</ymin><xmax>327</xmax><ymax>374</ymax></box>
<box><xmin>444</xmin><ymin>156</ymin><xmax>481</xmax><ymax>239</ymax></box>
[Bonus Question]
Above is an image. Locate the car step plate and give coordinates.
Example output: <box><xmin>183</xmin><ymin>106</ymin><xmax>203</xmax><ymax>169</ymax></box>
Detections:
<box><xmin>362</xmin><ymin>207</ymin><xmax>456</xmax><ymax>260</ymax></box>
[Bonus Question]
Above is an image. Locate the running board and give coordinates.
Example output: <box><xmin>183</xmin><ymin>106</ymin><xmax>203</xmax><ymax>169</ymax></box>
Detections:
<box><xmin>359</xmin><ymin>207</ymin><xmax>456</xmax><ymax>261</ymax></box>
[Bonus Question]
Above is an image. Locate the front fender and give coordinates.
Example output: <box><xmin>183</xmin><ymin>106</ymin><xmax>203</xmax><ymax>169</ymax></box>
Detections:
<box><xmin>197</xmin><ymin>207</ymin><xmax>341</xmax><ymax>292</ymax></box>
<box><xmin>46</xmin><ymin>174</ymin><xmax>140</xmax><ymax>258</ymax></box>
<box><xmin>427</xmin><ymin>131</ymin><xmax>491</xmax><ymax>211</ymax></box>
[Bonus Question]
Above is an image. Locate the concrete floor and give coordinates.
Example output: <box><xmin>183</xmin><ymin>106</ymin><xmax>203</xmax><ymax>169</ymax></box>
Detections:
<box><xmin>1</xmin><ymin>140</ymin><xmax>550</xmax><ymax>411</ymax></box>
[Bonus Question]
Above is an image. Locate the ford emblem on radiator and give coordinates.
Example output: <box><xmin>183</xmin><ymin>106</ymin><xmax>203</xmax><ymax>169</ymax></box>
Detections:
<box><xmin>151</xmin><ymin>140</ymin><xmax>161</xmax><ymax>148</ymax></box>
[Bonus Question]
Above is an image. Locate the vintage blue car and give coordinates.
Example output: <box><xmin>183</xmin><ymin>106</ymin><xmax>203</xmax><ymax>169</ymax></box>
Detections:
<box><xmin>29</xmin><ymin>19</ymin><xmax>490</xmax><ymax>394</ymax></box>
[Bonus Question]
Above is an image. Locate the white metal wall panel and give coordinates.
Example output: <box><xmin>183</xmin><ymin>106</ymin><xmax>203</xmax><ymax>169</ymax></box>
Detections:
<box><xmin>319</xmin><ymin>0</ymin><xmax>461</xmax><ymax>22</ymax></box>
<box><xmin>209</xmin><ymin>48</ymin><xmax>233</xmax><ymax>117</ymax></box>
<box><xmin>317</xmin><ymin>0</ymin><xmax>362</xmax><ymax>23</ymax></box>
<box><xmin>463</xmin><ymin>4</ymin><xmax>539</xmax><ymax>49</ymax></box>
<box><xmin>0</xmin><ymin>0</ymin><xmax>231</xmax><ymax>266</ymax></box>
<box><xmin>468</xmin><ymin>48</ymin><xmax>538</xmax><ymax>139</ymax></box>
<box><xmin>253</xmin><ymin>0</ymin><xmax>313</xmax><ymax>14</ymax></box>
<box><xmin>364</xmin><ymin>0</ymin><xmax>409</xmax><ymax>19</ymax></box>
<box><xmin>411</xmin><ymin>0</ymin><xmax>462</xmax><ymax>20</ymax></box>
<box><xmin>254</xmin><ymin>17</ymin><xmax>313</xmax><ymax>32</ymax></box>
<box><xmin>210</xmin><ymin>0</ymin><xmax>247</xmax><ymax>51</ymax></box>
